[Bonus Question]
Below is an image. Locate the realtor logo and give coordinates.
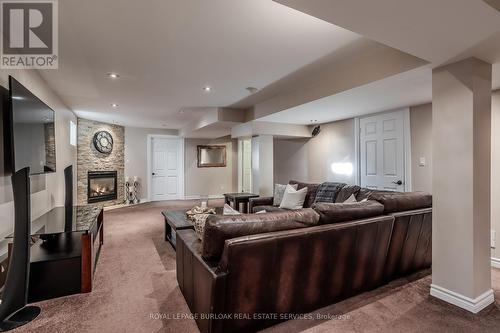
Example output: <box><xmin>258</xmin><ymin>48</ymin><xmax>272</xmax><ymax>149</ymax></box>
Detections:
<box><xmin>1</xmin><ymin>0</ymin><xmax>58</xmax><ymax>69</ymax></box>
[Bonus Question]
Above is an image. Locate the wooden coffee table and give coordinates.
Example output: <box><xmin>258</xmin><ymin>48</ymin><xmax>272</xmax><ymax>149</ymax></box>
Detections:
<box><xmin>161</xmin><ymin>210</ymin><xmax>194</xmax><ymax>249</ymax></box>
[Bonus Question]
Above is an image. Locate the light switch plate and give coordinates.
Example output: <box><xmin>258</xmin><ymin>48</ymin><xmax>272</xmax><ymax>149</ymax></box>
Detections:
<box><xmin>419</xmin><ymin>157</ymin><xmax>426</xmax><ymax>167</ymax></box>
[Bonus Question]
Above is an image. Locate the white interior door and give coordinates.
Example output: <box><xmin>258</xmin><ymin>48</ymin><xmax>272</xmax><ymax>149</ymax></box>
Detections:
<box><xmin>360</xmin><ymin>110</ymin><xmax>406</xmax><ymax>191</ymax></box>
<box><xmin>151</xmin><ymin>138</ymin><xmax>181</xmax><ymax>201</ymax></box>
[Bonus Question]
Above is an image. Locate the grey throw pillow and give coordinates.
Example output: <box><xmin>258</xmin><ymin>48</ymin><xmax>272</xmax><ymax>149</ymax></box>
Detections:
<box><xmin>273</xmin><ymin>183</ymin><xmax>298</xmax><ymax>206</ymax></box>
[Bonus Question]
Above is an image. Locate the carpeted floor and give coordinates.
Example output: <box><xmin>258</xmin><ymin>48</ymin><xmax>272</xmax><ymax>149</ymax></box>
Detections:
<box><xmin>14</xmin><ymin>201</ymin><xmax>500</xmax><ymax>332</ymax></box>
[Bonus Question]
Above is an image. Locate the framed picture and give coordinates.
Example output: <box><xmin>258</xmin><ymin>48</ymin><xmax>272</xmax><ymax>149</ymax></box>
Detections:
<box><xmin>197</xmin><ymin>145</ymin><xmax>226</xmax><ymax>167</ymax></box>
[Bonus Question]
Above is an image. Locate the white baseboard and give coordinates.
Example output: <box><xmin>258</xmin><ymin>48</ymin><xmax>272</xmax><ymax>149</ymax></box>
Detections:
<box><xmin>430</xmin><ymin>284</ymin><xmax>494</xmax><ymax>313</ymax></box>
<box><xmin>183</xmin><ymin>195</ymin><xmax>225</xmax><ymax>200</ymax></box>
<box><xmin>491</xmin><ymin>257</ymin><xmax>500</xmax><ymax>269</ymax></box>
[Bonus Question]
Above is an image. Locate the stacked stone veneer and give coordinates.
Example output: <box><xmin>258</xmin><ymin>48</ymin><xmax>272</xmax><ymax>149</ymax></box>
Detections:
<box><xmin>77</xmin><ymin>118</ymin><xmax>124</xmax><ymax>206</ymax></box>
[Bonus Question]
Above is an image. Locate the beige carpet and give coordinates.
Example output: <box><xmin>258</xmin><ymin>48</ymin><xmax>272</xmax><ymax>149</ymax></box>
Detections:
<box><xmin>14</xmin><ymin>201</ymin><xmax>500</xmax><ymax>333</ymax></box>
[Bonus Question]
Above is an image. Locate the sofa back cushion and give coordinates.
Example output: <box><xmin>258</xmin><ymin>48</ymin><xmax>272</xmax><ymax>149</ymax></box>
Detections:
<box><xmin>335</xmin><ymin>185</ymin><xmax>361</xmax><ymax>203</ymax></box>
<box><xmin>289</xmin><ymin>180</ymin><xmax>319</xmax><ymax>208</ymax></box>
<box><xmin>202</xmin><ymin>208</ymin><xmax>320</xmax><ymax>259</ymax></box>
<box><xmin>314</xmin><ymin>182</ymin><xmax>346</xmax><ymax>203</ymax></box>
<box><xmin>312</xmin><ymin>200</ymin><xmax>385</xmax><ymax>224</ymax></box>
<box><xmin>370</xmin><ymin>192</ymin><xmax>432</xmax><ymax>213</ymax></box>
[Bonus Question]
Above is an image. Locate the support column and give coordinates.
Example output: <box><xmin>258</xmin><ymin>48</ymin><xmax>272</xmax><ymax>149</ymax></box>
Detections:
<box><xmin>431</xmin><ymin>58</ymin><xmax>493</xmax><ymax>312</ymax></box>
<box><xmin>251</xmin><ymin>135</ymin><xmax>274</xmax><ymax>196</ymax></box>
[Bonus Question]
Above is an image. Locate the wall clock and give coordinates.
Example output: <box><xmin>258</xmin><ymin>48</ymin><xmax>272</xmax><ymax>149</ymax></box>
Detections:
<box><xmin>93</xmin><ymin>131</ymin><xmax>113</xmax><ymax>154</ymax></box>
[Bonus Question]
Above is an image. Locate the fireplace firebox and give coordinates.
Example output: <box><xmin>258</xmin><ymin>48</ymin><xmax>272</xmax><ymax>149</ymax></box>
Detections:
<box><xmin>87</xmin><ymin>171</ymin><xmax>117</xmax><ymax>203</ymax></box>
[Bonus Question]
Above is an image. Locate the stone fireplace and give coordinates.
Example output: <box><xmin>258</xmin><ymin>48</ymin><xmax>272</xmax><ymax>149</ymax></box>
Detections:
<box><xmin>87</xmin><ymin>171</ymin><xmax>117</xmax><ymax>203</ymax></box>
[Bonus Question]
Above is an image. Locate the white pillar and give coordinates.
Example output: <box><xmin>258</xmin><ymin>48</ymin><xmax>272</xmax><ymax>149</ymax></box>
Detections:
<box><xmin>431</xmin><ymin>57</ymin><xmax>493</xmax><ymax>313</ymax></box>
<box><xmin>251</xmin><ymin>135</ymin><xmax>274</xmax><ymax>196</ymax></box>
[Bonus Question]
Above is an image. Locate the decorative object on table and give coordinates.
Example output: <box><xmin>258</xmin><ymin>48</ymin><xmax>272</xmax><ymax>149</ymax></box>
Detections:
<box><xmin>92</xmin><ymin>131</ymin><xmax>113</xmax><ymax>154</ymax></box>
<box><xmin>124</xmin><ymin>176</ymin><xmax>139</xmax><ymax>204</ymax></box>
<box><xmin>197</xmin><ymin>145</ymin><xmax>226</xmax><ymax>167</ymax></box>
<box><xmin>199</xmin><ymin>195</ymin><xmax>209</xmax><ymax>209</ymax></box>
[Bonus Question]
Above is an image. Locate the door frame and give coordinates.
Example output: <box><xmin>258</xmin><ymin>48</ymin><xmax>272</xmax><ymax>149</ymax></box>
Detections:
<box><xmin>355</xmin><ymin>107</ymin><xmax>412</xmax><ymax>192</ymax></box>
<box><xmin>146</xmin><ymin>134</ymin><xmax>185</xmax><ymax>201</ymax></box>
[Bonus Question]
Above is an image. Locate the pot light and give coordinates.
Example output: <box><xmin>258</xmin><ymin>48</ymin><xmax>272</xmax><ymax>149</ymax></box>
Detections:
<box><xmin>246</xmin><ymin>87</ymin><xmax>258</xmax><ymax>94</ymax></box>
<box><xmin>203</xmin><ymin>86</ymin><xmax>211</xmax><ymax>92</ymax></box>
<box><xmin>111</xmin><ymin>103</ymin><xmax>118</xmax><ymax>108</ymax></box>
<box><xmin>107</xmin><ymin>72</ymin><xmax>119</xmax><ymax>79</ymax></box>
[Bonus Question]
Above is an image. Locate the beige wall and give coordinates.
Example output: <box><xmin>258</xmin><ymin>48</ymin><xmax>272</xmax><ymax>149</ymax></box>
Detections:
<box><xmin>184</xmin><ymin>137</ymin><xmax>236</xmax><ymax>197</ymax></box>
<box><xmin>491</xmin><ymin>89</ymin><xmax>500</xmax><ymax>259</ymax></box>
<box><xmin>274</xmin><ymin>118</ymin><xmax>357</xmax><ymax>185</ymax></box>
<box><xmin>410</xmin><ymin>104</ymin><xmax>433</xmax><ymax>193</ymax></box>
<box><xmin>0</xmin><ymin>71</ymin><xmax>77</xmax><ymax>260</ymax></box>
<box><xmin>124</xmin><ymin>127</ymin><xmax>178</xmax><ymax>199</ymax></box>
<box><xmin>274</xmin><ymin>108</ymin><xmax>433</xmax><ymax>193</ymax></box>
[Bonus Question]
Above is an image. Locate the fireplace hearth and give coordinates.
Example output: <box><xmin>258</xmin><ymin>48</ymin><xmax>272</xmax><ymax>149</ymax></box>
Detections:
<box><xmin>88</xmin><ymin>171</ymin><xmax>117</xmax><ymax>203</ymax></box>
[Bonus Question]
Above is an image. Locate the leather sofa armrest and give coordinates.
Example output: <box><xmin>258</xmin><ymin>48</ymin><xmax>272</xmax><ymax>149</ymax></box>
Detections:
<box><xmin>249</xmin><ymin>196</ymin><xmax>274</xmax><ymax>213</ymax></box>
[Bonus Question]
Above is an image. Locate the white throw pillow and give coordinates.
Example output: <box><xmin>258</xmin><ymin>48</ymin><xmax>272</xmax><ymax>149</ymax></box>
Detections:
<box><xmin>273</xmin><ymin>183</ymin><xmax>298</xmax><ymax>206</ymax></box>
<box><xmin>223</xmin><ymin>204</ymin><xmax>241</xmax><ymax>215</ymax></box>
<box><xmin>280</xmin><ymin>185</ymin><xmax>307</xmax><ymax>210</ymax></box>
<box><xmin>343</xmin><ymin>194</ymin><xmax>357</xmax><ymax>203</ymax></box>
<box><xmin>255</xmin><ymin>210</ymin><xmax>266</xmax><ymax>214</ymax></box>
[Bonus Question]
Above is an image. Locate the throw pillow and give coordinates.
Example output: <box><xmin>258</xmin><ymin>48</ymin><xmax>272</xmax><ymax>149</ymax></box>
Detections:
<box><xmin>255</xmin><ymin>210</ymin><xmax>266</xmax><ymax>214</ymax></box>
<box><xmin>223</xmin><ymin>203</ymin><xmax>241</xmax><ymax>215</ymax></box>
<box><xmin>280</xmin><ymin>184</ymin><xmax>308</xmax><ymax>210</ymax></box>
<box><xmin>314</xmin><ymin>182</ymin><xmax>346</xmax><ymax>203</ymax></box>
<box><xmin>273</xmin><ymin>183</ymin><xmax>298</xmax><ymax>206</ymax></box>
<box><xmin>343</xmin><ymin>193</ymin><xmax>357</xmax><ymax>203</ymax></box>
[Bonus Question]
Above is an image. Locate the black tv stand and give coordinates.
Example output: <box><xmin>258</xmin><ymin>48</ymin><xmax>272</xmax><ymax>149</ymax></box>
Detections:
<box><xmin>7</xmin><ymin>205</ymin><xmax>104</xmax><ymax>302</ymax></box>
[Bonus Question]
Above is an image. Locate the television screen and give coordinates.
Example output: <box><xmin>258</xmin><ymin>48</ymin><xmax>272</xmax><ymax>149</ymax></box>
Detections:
<box><xmin>9</xmin><ymin>76</ymin><xmax>56</xmax><ymax>175</ymax></box>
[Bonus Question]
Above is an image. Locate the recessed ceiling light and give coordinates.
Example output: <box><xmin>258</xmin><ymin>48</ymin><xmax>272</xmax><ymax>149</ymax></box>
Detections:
<box><xmin>111</xmin><ymin>103</ymin><xmax>118</xmax><ymax>108</ymax></box>
<box><xmin>203</xmin><ymin>86</ymin><xmax>211</xmax><ymax>92</ymax></box>
<box><xmin>178</xmin><ymin>109</ymin><xmax>184</xmax><ymax>114</ymax></box>
<box><xmin>107</xmin><ymin>72</ymin><xmax>119</xmax><ymax>79</ymax></box>
<box><xmin>246</xmin><ymin>87</ymin><xmax>259</xmax><ymax>94</ymax></box>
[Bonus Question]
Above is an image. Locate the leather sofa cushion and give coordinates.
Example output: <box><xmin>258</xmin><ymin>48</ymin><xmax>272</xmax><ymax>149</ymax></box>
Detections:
<box><xmin>252</xmin><ymin>205</ymin><xmax>286</xmax><ymax>213</ymax></box>
<box><xmin>312</xmin><ymin>200</ymin><xmax>384</xmax><ymax>224</ymax></box>
<box><xmin>202</xmin><ymin>208</ymin><xmax>320</xmax><ymax>260</ymax></box>
<box><xmin>335</xmin><ymin>185</ymin><xmax>361</xmax><ymax>203</ymax></box>
<box><xmin>289</xmin><ymin>180</ymin><xmax>319</xmax><ymax>208</ymax></box>
<box><xmin>370</xmin><ymin>192</ymin><xmax>432</xmax><ymax>213</ymax></box>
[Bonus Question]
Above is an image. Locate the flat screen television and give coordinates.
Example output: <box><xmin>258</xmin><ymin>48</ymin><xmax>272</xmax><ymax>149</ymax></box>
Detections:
<box><xmin>9</xmin><ymin>76</ymin><xmax>56</xmax><ymax>175</ymax></box>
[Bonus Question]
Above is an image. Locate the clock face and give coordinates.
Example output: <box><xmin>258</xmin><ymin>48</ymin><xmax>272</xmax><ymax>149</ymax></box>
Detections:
<box><xmin>93</xmin><ymin>131</ymin><xmax>114</xmax><ymax>154</ymax></box>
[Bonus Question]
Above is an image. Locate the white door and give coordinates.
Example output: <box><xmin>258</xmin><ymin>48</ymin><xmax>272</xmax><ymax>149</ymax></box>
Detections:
<box><xmin>151</xmin><ymin>138</ymin><xmax>181</xmax><ymax>201</ymax></box>
<box><xmin>360</xmin><ymin>110</ymin><xmax>406</xmax><ymax>191</ymax></box>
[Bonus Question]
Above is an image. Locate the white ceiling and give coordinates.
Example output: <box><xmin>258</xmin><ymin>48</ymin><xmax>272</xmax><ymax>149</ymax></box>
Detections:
<box><xmin>275</xmin><ymin>0</ymin><xmax>500</xmax><ymax>65</ymax></box>
<box><xmin>260</xmin><ymin>66</ymin><xmax>432</xmax><ymax>125</ymax></box>
<box><xmin>37</xmin><ymin>0</ymin><xmax>361</xmax><ymax>129</ymax></box>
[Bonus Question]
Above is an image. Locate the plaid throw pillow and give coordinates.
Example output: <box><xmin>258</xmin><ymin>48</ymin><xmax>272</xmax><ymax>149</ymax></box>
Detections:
<box><xmin>314</xmin><ymin>182</ymin><xmax>346</xmax><ymax>203</ymax></box>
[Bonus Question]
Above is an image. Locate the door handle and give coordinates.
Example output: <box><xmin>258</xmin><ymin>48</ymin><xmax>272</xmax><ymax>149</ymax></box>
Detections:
<box><xmin>392</xmin><ymin>180</ymin><xmax>403</xmax><ymax>185</ymax></box>
<box><xmin>152</xmin><ymin>172</ymin><xmax>156</xmax><ymax>176</ymax></box>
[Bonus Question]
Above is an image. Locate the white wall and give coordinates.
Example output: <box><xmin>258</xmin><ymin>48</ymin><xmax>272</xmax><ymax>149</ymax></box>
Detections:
<box><xmin>124</xmin><ymin>127</ymin><xmax>177</xmax><ymax>200</ymax></box>
<box><xmin>490</xmin><ymin>89</ymin><xmax>500</xmax><ymax>260</ymax></box>
<box><xmin>0</xmin><ymin>70</ymin><xmax>77</xmax><ymax>259</ymax></box>
<box><xmin>410</xmin><ymin>104</ymin><xmax>433</xmax><ymax>193</ymax></box>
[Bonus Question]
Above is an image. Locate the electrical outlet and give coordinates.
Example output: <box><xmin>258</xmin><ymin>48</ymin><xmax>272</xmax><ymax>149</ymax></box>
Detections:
<box><xmin>492</xmin><ymin>230</ymin><xmax>496</xmax><ymax>249</ymax></box>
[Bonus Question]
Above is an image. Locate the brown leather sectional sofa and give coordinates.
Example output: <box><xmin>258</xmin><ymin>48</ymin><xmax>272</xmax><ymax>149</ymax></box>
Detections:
<box><xmin>176</xmin><ymin>181</ymin><xmax>432</xmax><ymax>333</ymax></box>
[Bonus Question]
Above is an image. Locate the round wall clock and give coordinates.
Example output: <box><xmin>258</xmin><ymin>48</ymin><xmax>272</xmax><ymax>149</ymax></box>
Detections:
<box><xmin>93</xmin><ymin>131</ymin><xmax>114</xmax><ymax>154</ymax></box>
